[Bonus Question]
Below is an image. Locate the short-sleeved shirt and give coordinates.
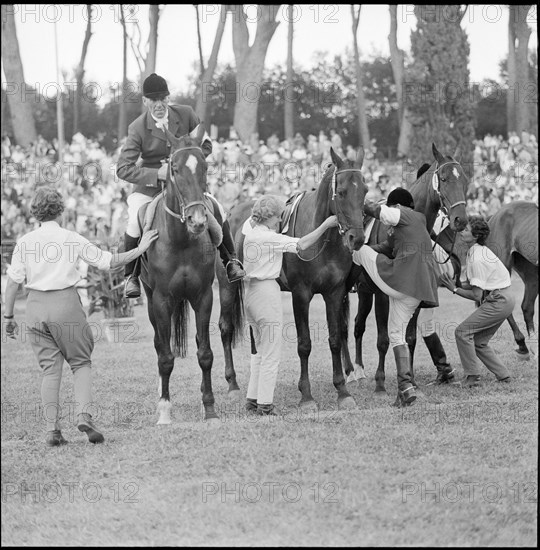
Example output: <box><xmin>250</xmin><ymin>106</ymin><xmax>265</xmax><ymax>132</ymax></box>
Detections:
<box><xmin>466</xmin><ymin>243</ymin><xmax>511</xmax><ymax>290</ymax></box>
<box><xmin>242</xmin><ymin>218</ymin><xmax>299</xmax><ymax>280</ymax></box>
<box><xmin>7</xmin><ymin>221</ymin><xmax>112</xmax><ymax>291</ymax></box>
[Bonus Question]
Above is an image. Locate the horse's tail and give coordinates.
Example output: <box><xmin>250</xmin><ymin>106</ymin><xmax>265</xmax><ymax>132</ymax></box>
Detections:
<box><xmin>231</xmin><ymin>280</ymin><xmax>245</xmax><ymax>347</ymax></box>
<box><xmin>171</xmin><ymin>299</ymin><xmax>190</xmax><ymax>357</ymax></box>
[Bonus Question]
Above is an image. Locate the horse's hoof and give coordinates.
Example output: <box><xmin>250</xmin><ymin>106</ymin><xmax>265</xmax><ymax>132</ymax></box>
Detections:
<box><xmin>227</xmin><ymin>389</ymin><xmax>242</xmax><ymax>403</ymax></box>
<box><xmin>157</xmin><ymin>417</ymin><xmax>172</xmax><ymax>425</ymax></box>
<box><xmin>338</xmin><ymin>396</ymin><xmax>356</xmax><ymax>410</ymax></box>
<box><xmin>299</xmin><ymin>400</ymin><xmax>319</xmax><ymax>412</ymax></box>
<box><xmin>373</xmin><ymin>388</ymin><xmax>387</xmax><ymax>396</ymax></box>
<box><xmin>156</xmin><ymin>401</ymin><xmax>172</xmax><ymax>425</ymax></box>
<box><xmin>204</xmin><ymin>417</ymin><xmax>221</xmax><ymax>428</ymax></box>
<box><xmin>355</xmin><ymin>365</ymin><xmax>367</xmax><ymax>380</ymax></box>
<box><xmin>516</xmin><ymin>351</ymin><xmax>530</xmax><ymax>361</ymax></box>
<box><xmin>345</xmin><ymin>371</ymin><xmax>358</xmax><ymax>385</ymax></box>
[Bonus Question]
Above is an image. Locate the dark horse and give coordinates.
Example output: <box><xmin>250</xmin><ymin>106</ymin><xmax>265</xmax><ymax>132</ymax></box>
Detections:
<box><xmin>221</xmin><ymin>148</ymin><xmax>367</xmax><ymax>410</ymax></box>
<box><xmin>348</xmin><ymin>144</ymin><xmax>469</xmax><ymax>392</ymax></box>
<box><xmin>437</xmin><ymin>201</ymin><xmax>538</xmax><ymax>359</ymax></box>
<box><xmin>139</xmin><ymin>125</ymin><xmax>243</xmax><ymax>424</ymax></box>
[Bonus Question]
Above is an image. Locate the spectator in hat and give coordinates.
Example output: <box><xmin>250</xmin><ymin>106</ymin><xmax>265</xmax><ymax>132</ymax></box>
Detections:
<box><xmin>116</xmin><ymin>73</ymin><xmax>245</xmax><ymax>298</ymax></box>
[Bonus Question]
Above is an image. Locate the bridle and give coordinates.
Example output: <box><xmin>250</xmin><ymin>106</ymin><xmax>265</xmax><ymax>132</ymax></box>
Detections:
<box><xmin>431</xmin><ymin>160</ymin><xmax>466</xmax><ymax>264</ymax></box>
<box><xmin>162</xmin><ymin>146</ymin><xmax>207</xmax><ymax>223</ymax></box>
<box><xmin>298</xmin><ymin>165</ymin><xmax>364</xmax><ymax>262</ymax></box>
<box><xmin>331</xmin><ymin>166</ymin><xmax>364</xmax><ymax>235</ymax></box>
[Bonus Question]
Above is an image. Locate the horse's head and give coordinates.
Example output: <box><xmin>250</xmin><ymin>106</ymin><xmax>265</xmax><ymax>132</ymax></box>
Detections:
<box><xmin>163</xmin><ymin>124</ymin><xmax>209</xmax><ymax>236</ymax></box>
<box><xmin>329</xmin><ymin>147</ymin><xmax>367</xmax><ymax>252</ymax></box>
<box><xmin>431</xmin><ymin>143</ymin><xmax>468</xmax><ymax>232</ymax></box>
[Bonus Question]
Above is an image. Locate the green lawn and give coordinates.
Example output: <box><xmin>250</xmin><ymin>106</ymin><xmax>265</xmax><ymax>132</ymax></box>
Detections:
<box><xmin>1</xmin><ymin>275</ymin><xmax>537</xmax><ymax>546</ymax></box>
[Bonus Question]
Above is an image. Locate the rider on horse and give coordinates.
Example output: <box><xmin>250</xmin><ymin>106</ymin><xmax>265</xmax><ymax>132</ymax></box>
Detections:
<box><xmin>116</xmin><ymin>73</ymin><xmax>245</xmax><ymax>298</ymax></box>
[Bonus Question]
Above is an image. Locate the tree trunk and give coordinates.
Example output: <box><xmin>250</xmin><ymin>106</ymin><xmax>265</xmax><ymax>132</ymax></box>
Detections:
<box><xmin>507</xmin><ymin>6</ymin><xmax>517</xmax><ymax>132</ymax></box>
<box><xmin>351</xmin><ymin>5</ymin><xmax>370</xmax><ymax>148</ymax></box>
<box><xmin>118</xmin><ymin>5</ymin><xmax>128</xmax><ymax>139</ymax></box>
<box><xmin>284</xmin><ymin>5</ymin><xmax>294</xmax><ymax>142</ymax></box>
<box><xmin>139</xmin><ymin>5</ymin><xmax>160</xmax><ymax>113</ymax></box>
<box><xmin>232</xmin><ymin>4</ymin><xmax>280</xmax><ymax>143</ymax></box>
<box><xmin>73</xmin><ymin>5</ymin><xmax>93</xmax><ymax>136</ymax></box>
<box><xmin>195</xmin><ymin>5</ymin><xmax>227</xmax><ymax>123</ymax></box>
<box><xmin>514</xmin><ymin>5</ymin><xmax>532</xmax><ymax>135</ymax></box>
<box><xmin>1</xmin><ymin>4</ymin><xmax>37</xmax><ymax>146</ymax></box>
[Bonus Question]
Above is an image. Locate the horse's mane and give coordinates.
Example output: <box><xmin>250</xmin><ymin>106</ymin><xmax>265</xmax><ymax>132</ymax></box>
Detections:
<box><xmin>314</xmin><ymin>163</ymin><xmax>335</xmax><ymax>222</ymax></box>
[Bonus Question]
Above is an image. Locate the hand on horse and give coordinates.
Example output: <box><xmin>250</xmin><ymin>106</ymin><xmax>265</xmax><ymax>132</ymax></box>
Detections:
<box><xmin>324</xmin><ymin>215</ymin><xmax>339</xmax><ymax>229</ymax></box>
<box><xmin>3</xmin><ymin>319</ymin><xmax>19</xmax><ymax>340</ymax></box>
<box><xmin>138</xmin><ymin>229</ymin><xmax>159</xmax><ymax>252</ymax></box>
<box><xmin>439</xmin><ymin>273</ymin><xmax>455</xmax><ymax>292</ymax></box>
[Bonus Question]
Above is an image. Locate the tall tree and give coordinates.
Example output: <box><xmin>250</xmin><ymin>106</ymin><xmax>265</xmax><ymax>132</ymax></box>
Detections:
<box><xmin>284</xmin><ymin>5</ymin><xmax>294</xmax><ymax>142</ymax></box>
<box><xmin>512</xmin><ymin>5</ymin><xmax>533</xmax><ymax>134</ymax></box>
<box><xmin>118</xmin><ymin>5</ymin><xmax>128</xmax><ymax>139</ymax></box>
<box><xmin>231</xmin><ymin>4</ymin><xmax>280</xmax><ymax>142</ymax></box>
<box><xmin>195</xmin><ymin>4</ymin><xmax>228</xmax><ymax>123</ymax></box>
<box><xmin>406</xmin><ymin>5</ymin><xmax>475</xmax><ymax>170</ymax></box>
<box><xmin>1</xmin><ymin>4</ymin><xmax>37</xmax><ymax>146</ymax></box>
<box><xmin>73</xmin><ymin>5</ymin><xmax>93</xmax><ymax>135</ymax></box>
<box><xmin>388</xmin><ymin>5</ymin><xmax>413</xmax><ymax>157</ymax></box>
<box><xmin>507</xmin><ymin>5</ymin><xmax>517</xmax><ymax>132</ymax></box>
<box><xmin>350</xmin><ymin>5</ymin><xmax>370</xmax><ymax>149</ymax></box>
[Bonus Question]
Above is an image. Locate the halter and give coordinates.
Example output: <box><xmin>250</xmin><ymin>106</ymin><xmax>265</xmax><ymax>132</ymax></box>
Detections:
<box><xmin>331</xmin><ymin>167</ymin><xmax>364</xmax><ymax>235</ymax></box>
<box><xmin>163</xmin><ymin>146</ymin><xmax>207</xmax><ymax>223</ymax></box>
<box><xmin>432</xmin><ymin>160</ymin><xmax>467</xmax><ymax>217</ymax></box>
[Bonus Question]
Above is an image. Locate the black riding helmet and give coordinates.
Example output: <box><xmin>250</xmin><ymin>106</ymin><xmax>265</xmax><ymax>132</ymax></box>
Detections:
<box><xmin>387</xmin><ymin>187</ymin><xmax>415</xmax><ymax>209</ymax></box>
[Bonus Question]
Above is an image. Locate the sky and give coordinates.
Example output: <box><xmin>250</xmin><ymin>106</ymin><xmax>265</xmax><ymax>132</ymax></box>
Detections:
<box><xmin>4</xmin><ymin>4</ymin><xmax>538</xmax><ymax>102</ymax></box>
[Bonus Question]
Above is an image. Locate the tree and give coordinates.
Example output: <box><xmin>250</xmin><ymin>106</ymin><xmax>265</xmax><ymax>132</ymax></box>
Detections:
<box><xmin>73</xmin><ymin>5</ymin><xmax>93</xmax><ymax>135</ymax></box>
<box><xmin>231</xmin><ymin>4</ymin><xmax>280</xmax><ymax>142</ymax></box>
<box><xmin>405</xmin><ymin>5</ymin><xmax>475</xmax><ymax>170</ymax></box>
<box><xmin>118</xmin><ymin>5</ymin><xmax>128</xmax><ymax>140</ymax></box>
<box><xmin>350</xmin><ymin>5</ymin><xmax>370</xmax><ymax>148</ymax></box>
<box><xmin>1</xmin><ymin>4</ymin><xmax>37</xmax><ymax>146</ymax></box>
<box><xmin>194</xmin><ymin>4</ymin><xmax>227</xmax><ymax>123</ymax></box>
<box><xmin>512</xmin><ymin>5</ymin><xmax>533</xmax><ymax>134</ymax></box>
<box><xmin>284</xmin><ymin>5</ymin><xmax>294</xmax><ymax>142</ymax></box>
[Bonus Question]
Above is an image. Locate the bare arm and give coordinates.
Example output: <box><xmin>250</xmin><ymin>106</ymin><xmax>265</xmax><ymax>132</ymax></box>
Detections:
<box><xmin>439</xmin><ymin>273</ymin><xmax>483</xmax><ymax>302</ymax></box>
<box><xmin>297</xmin><ymin>216</ymin><xmax>338</xmax><ymax>251</ymax></box>
<box><xmin>109</xmin><ymin>230</ymin><xmax>159</xmax><ymax>269</ymax></box>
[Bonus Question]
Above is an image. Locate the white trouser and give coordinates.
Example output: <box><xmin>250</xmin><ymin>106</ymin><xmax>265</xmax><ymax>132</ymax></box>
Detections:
<box><xmin>417</xmin><ymin>308</ymin><xmax>435</xmax><ymax>337</ymax></box>
<box><xmin>126</xmin><ymin>192</ymin><xmax>153</xmax><ymax>237</ymax></box>
<box><xmin>245</xmin><ymin>279</ymin><xmax>282</xmax><ymax>405</ymax></box>
<box><xmin>353</xmin><ymin>246</ymin><xmax>420</xmax><ymax>347</ymax></box>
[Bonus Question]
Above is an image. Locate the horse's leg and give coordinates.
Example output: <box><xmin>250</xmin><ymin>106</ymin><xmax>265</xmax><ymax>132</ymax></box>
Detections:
<box><xmin>148</xmin><ymin>290</ymin><xmax>175</xmax><ymax>425</ymax></box>
<box><xmin>373</xmin><ymin>291</ymin><xmax>390</xmax><ymax>394</ymax></box>
<box><xmin>507</xmin><ymin>314</ymin><xmax>529</xmax><ymax>357</ymax></box>
<box><xmin>405</xmin><ymin>307</ymin><xmax>420</xmax><ymax>388</ymax></box>
<box><xmin>194</xmin><ymin>287</ymin><xmax>218</xmax><ymax>421</ymax></box>
<box><xmin>324</xmin><ymin>288</ymin><xmax>356</xmax><ymax>410</ymax></box>
<box><xmin>340</xmin><ymin>293</ymin><xmax>357</xmax><ymax>383</ymax></box>
<box><xmin>353</xmin><ymin>290</ymin><xmax>373</xmax><ymax>382</ymax></box>
<box><xmin>514</xmin><ymin>255</ymin><xmax>538</xmax><ymax>355</ymax></box>
<box><xmin>292</xmin><ymin>287</ymin><xmax>317</xmax><ymax>410</ymax></box>
<box><xmin>217</xmin><ymin>276</ymin><xmax>241</xmax><ymax>400</ymax></box>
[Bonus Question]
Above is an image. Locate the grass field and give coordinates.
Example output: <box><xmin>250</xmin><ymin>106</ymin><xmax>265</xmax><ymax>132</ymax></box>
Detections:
<box><xmin>1</xmin><ymin>274</ymin><xmax>538</xmax><ymax>546</ymax></box>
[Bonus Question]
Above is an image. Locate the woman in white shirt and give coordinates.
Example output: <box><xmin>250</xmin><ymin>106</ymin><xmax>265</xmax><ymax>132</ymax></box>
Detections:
<box><xmin>241</xmin><ymin>195</ymin><xmax>338</xmax><ymax>415</ymax></box>
<box><xmin>3</xmin><ymin>187</ymin><xmax>158</xmax><ymax>446</ymax></box>
<box><xmin>440</xmin><ymin>219</ymin><xmax>513</xmax><ymax>386</ymax></box>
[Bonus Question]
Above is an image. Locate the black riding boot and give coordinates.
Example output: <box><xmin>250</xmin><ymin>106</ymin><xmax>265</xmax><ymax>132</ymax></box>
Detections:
<box><xmin>393</xmin><ymin>344</ymin><xmax>417</xmax><ymax>407</ymax></box>
<box><xmin>423</xmin><ymin>333</ymin><xmax>455</xmax><ymax>384</ymax></box>
<box><xmin>219</xmin><ymin>220</ymin><xmax>246</xmax><ymax>283</ymax></box>
<box><xmin>123</xmin><ymin>233</ymin><xmax>141</xmax><ymax>298</ymax></box>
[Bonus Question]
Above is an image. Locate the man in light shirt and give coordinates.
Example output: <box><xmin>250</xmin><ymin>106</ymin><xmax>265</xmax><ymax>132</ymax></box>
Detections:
<box><xmin>3</xmin><ymin>187</ymin><xmax>158</xmax><ymax>446</ymax></box>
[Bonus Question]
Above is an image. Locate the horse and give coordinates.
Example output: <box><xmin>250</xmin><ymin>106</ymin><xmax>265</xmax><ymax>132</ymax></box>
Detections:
<box><xmin>220</xmin><ymin>148</ymin><xmax>367</xmax><ymax>410</ymax></box>
<box><xmin>348</xmin><ymin>143</ymin><xmax>469</xmax><ymax>393</ymax></box>
<box><xmin>139</xmin><ymin>124</ymin><xmax>243</xmax><ymax>424</ymax></box>
<box><xmin>436</xmin><ymin>201</ymin><xmax>538</xmax><ymax>359</ymax></box>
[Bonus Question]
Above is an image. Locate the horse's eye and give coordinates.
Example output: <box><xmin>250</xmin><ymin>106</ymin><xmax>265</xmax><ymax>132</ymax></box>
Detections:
<box><xmin>337</xmin><ymin>189</ymin><xmax>346</xmax><ymax>198</ymax></box>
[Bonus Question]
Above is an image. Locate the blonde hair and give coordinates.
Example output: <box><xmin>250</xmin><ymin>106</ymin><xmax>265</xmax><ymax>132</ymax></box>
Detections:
<box><xmin>251</xmin><ymin>194</ymin><xmax>285</xmax><ymax>224</ymax></box>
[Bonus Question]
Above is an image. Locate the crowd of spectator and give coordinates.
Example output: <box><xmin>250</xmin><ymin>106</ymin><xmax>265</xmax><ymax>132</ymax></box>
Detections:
<box><xmin>1</xmin><ymin>128</ymin><xmax>538</xmax><ymax>274</ymax></box>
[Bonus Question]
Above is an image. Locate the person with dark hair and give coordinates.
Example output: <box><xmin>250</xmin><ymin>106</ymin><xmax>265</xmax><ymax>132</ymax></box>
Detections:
<box><xmin>3</xmin><ymin>187</ymin><xmax>159</xmax><ymax>446</ymax></box>
<box><xmin>439</xmin><ymin>218</ymin><xmax>513</xmax><ymax>386</ymax></box>
<box><xmin>116</xmin><ymin>73</ymin><xmax>245</xmax><ymax>298</ymax></box>
<box><xmin>352</xmin><ymin>187</ymin><xmax>439</xmax><ymax>406</ymax></box>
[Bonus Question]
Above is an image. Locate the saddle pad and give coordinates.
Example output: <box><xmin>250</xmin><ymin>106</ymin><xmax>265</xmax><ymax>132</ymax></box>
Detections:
<box><xmin>141</xmin><ymin>193</ymin><xmax>163</xmax><ymax>232</ymax></box>
<box><xmin>280</xmin><ymin>191</ymin><xmax>306</xmax><ymax>234</ymax></box>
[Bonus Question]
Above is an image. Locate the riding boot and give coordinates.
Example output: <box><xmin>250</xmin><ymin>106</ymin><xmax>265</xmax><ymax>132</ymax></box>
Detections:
<box><xmin>393</xmin><ymin>344</ymin><xmax>417</xmax><ymax>406</ymax></box>
<box><xmin>219</xmin><ymin>220</ymin><xmax>246</xmax><ymax>283</ymax></box>
<box><xmin>423</xmin><ymin>333</ymin><xmax>455</xmax><ymax>384</ymax></box>
<box><xmin>123</xmin><ymin>233</ymin><xmax>141</xmax><ymax>298</ymax></box>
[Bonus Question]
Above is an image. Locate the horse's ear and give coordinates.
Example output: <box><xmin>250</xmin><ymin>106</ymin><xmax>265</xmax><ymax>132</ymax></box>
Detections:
<box><xmin>189</xmin><ymin>123</ymin><xmax>206</xmax><ymax>145</ymax></box>
<box><xmin>354</xmin><ymin>147</ymin><xmax>365</xmax><ymax>169</ymax></box>
<box><xmin>432</xmin><ymin>143</ymin><xmax>445</xmax><ymax>164</ymax></box>
<box><xmin>330</xmin><ymin>147</ymin><xmax>344</xmax><ymax>169</ymax></box>
<box><xmin>453</xmin><ymin>145</ymin><xmax>461</xmax><ymax>162</ymax></box>
<box><xmin>163</xmin><ymin>126</ymin><xmax>181</xmax><ymax>148</ymax></box>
